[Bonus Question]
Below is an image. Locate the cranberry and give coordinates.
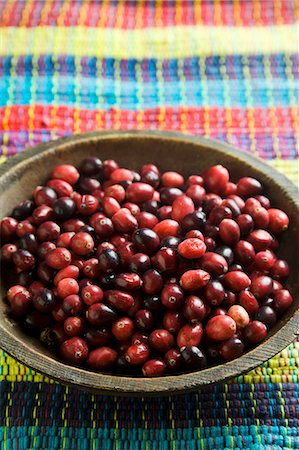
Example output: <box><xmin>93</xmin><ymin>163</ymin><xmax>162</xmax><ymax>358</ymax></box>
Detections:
<box><xmin>141</xmin><ymin>164</ymin><xmax>160</xmax><ymax>176</ymax></box>
<box><xmin>178</xmin><ymin>238</ymin><xmax>206</xmax><ymax>259</ymax></box>
<box><xmin>33</xmin><ymin>288</ymin><xmax>56</xmax><ymax>312</ymax></box>
<box><xmin>220</xmin><ymin>336</ymin><xmax>244</xmax><ymax>360</ymax></box>
<box><xmin>238</xmin><ymin>290</ymin><xmax>259</xmax><ymax>315</ymax></box>
<box><xmin>209</xmin><ymin>206</ymin><xmax>232</xmax><ymax>226</ymax></box>
<box><xmin>248</xmin><ymin>229</ymin><xmax>272</xmax><ymax>252</ymax></box>
<box><xmin>236</xmin><ymin>214</ymin><xmax>254</xmax><ymax>236</ymax></box>
<box><xmin>54</xmin><ymin>265</ymin><xmax>79</xmax><ymax>286</ymax></box>
<box><xmin>128</xmin><ymin>253</ymin><xmax>151</xmax><ymax>273</ymax></box>
<box><xmin>198</xmin><ymin>252</ymin><xmax>228</xmax><ymax>276</ymax></box>
<box><xmin>161</xmin><ymin>171</ymin><xmax>184</xmax><ymax>187</ymax></box>
<box><xmin>164</xmin><ymin>349</ymin><xmax>182</xmax><ymax>371</ymax></box>
<box><xmin>142</xmin><ymin>199</ymin><xmax>159</xmax><ymax>214</ymax></box>
<box><xmin>161</xmin><ymin>284</ymin><xmax>184</xmax><ymax>309</ymax></box>
<box><xmin>270</xmin><ymin>259</ymin><xmax>289</xmax><ymax>281</ymax></box>
<box><xmin>82</xmin><ymin>258</ymin><xmax>99</xmax><ymax>278</ymax></box>
<box><xmin>234</xmin><ymin>240</ymin><xmax>255</xmax><ymax>266</ymax></box>
<box><xmin>112</xmin><ymin>208</ymin><xmax>138</xmax><ymax>233</ymax></box>
<box><xmin>131</xmin><ymin>332</ymin><xmax>149</xmax><ymax>345</ymax></box>
<box><xmin>52</xmin><ymin>305</ymin><xmax>68</xmax><ymax>323</ymax></box>
<box><xmin>10</xmin><ymin>289</ymin><xmax>32</xmax><ymax>316</ymax></box>
<box><xmin>171</xmin><ymin>195</ymin><xmax>195</xmax><ymax>222</ymax></box>
<box><xmin>203</xmin><ymin>165</ymin><xmax>229</xmax><ymax>195</ymax></box>
<box><xmin>112</xmin><ymin>317</ymin><xmax>134</xmax><ymax>341</ymax></box>
<box><xmin>77</xmin><ymin>177</ymin><xmax>100</xmax><ymax>194</ymax></box>
<box><xmin>70</xmin><ymin>232</ymin><xmax>94</xmax><ymax>256</ymax></box>
<box><xmin>149</xmin><ymin>329</ymin><xmax>174</xmax><ymax>353</ymax></box>
<box><xmin>64</xmin><ymin>316</ymin><xmax>85</xmax><ymax>336</ymax></box>
<box><xmin>163</xmin><ymin>310</ymin><xmax>185</xmax><ymax>333</ymax></box>
<box><xmin>125</xmin><ymin>343</ymin><xmax>150</xmax><ymax>365</ymax></box>
<box><xmin>143</xmin><ymin>295</ymin><xmax>162</xmax><ymax>311</ymax></box>
<box><xmin>227</xmin><ymin>305</ymin><xmax>249</xmax><ymax>328</ymax></box>
<box><xmin>254</xmin><ymin>250</ymin><xmax>276</xmax><ymax>271</ymax></box>
<box><xmin>272</xmin><ymin>280</ymin><xmax>283</xmax><ymax>292</ymax></box>
<box><xmin>1</xmin><ymin>243</ymin><xmax>18</xmax><ymax>262</ymax></box>
<box><xmin>135</xmin><ymin>309</ymin><xmax>154</xmax><ymax>331</ymax></box>
<box><xmin>16</xmin><ymin>219</ymin><xmax>36</xmax><ymax>238</ymax></box>
<box><xmin>97</xmin><ymin>248</ymin><xmax>120</xmax><ymax>273</ymax></box>
<box><xmin>223</xmin><ymin>271</ymin><xmax>251</xmax><ymax>292</ymax></box>
<box><xmin>243</xmin><ymin>321</ymin><xmax>267</xmax><ymax>344</ymax></box>
<box><xmin>186</xmin><ymin>184</ymin><xmax>206</xmax><ymax>206</ymax></box>
<box><xmin>203</xmin><ymin>280</ymin><xmax>225</xmax><ymax>306</ymax></box>
<box><xmin>45</xmin><ymin>247</ymin><xmax>71</xmax><ymax>269</ymax></box>
<box><xmin>12</xmin><ymin>249</ymin><xmax>35</xmax><ymax>271</ymax></box>
<box><xmin>111</xmin><ymin>168</ymin><xmax>134</xmax><ymax>183</ymax></box>
<box><xmin>132</xmin><ymin>228</ymin><xmax>160</xmax><ymax>255</ymax></box>
<box><xmin>268</xmin><ymin>208</ymin><xmax>289</xmax><ymax>234</ymax></box>
<box><xmin>273</xmin><ymin>289</ymin><xmax>293</xmax><ymax>314</ymax></box>
<box><xmin>77</xmin><ymin>194</ymin><xmax>99</xmax><ymax>215</ymax></box>
<box><xmin>104</xmin><ymin>290</ymin><xmax>134</xmax><ymax>312</ymax></box>
<box><xmin>102</xmin><ymin>159</ymin><xmax>119</xmax><ymax>178</ymax></box>
<box><xmin>82</xmin><ymin>285</ymin><xmax>103</xmax><ymax>305</ymax></box>
<box><xmin>135</xmin><ymin>212</ymin><xmax>158</xmax><ymax>230</ymax></box>
<box><xmin>51</xmin><ymin>164</ymin><xmax>79</xmax><ymax>185</ymax></box>
<box><xmin>218</xmin><ymin>219</ymin><xmax>240</xmax><ymax>246</ymax></box>
<box><xmin>221</xmin><ymin>198</ymin><xmax>241</xmax><ymax>217</ymax></box>
<box><xmin>22</xmin><ymin>311</ymin><xmax>51</xmax><ymax>335</ymax></box>
<box><xmin>177</xmin><ymin>323</ymin><xmax>203</xmax><ymax>348</ymax></box>
<box><xmin>57</xmin><ymin>278</ymin><xmax>79</xmax><ymax>298</ymax></box>
<box><xmin>103</xmin><ymin>196</ymin><xmax>121</xmax><ymax>217</ymax></box>
<box><xmin>63</xmin><ymin>218</ymin><xmax>85</xmax><ymax>232</ymax></box>
<box><xmin>126</xmin><ymin>182</ymin><xmax>154</xmax><ymax>203</ymax></box>
<box><xmin>142</xmin><ymin>269</ymin><xmax>163</xmax><ymax>295</ymax></box>
<box><xmin>157</xmin><ymin>205</ymin><xmax>172</xmax><ymax>220</ymax></box>
<box><xmin>255</xmin><ymin>306</ymin><xmax>277</xmax><ymax>328</ymax></box>
<box><xmin>236</xmin><ymin>177</ymin><xmax>262</xmax><ymax>198</ymax></box>
<box><xmin>53</xmin><ymin>197</ymin><xmax>76</xmax><ymax>221</ymax></box>
<box><xmin>183</xmin><ymin>295</ymin><xmax>206</xmax><ymax>323</ymax></box>
<box><xmin>87</xmin><ymin>347</ymin><xmax>118</xmax><ymax>370</ymax></box>
<box><xmin>205</xmin><ymin>315</ymin><xmax>236</xmax><ymax>341</ymax></box>
<box><xmin>105</xmin><ymin>184</ymin><xmax>126</xmax><ymax>202</ymax></box>
<box><xmin>96</xmin><ymin>241</ymin><xmax>116</xmax><ymax>255</ymax></box>
<box><xmin>18</xmin><ymin>233</ymin><xmax>37</xmax><ymax>255</ymax></box>
<box><xmin>180</xmin><ymin>269</ymin><xmax>210</xmax><ymax>291</ymax></box>
<box><xmin>86</xmin><ymin>303</ymin><xmax>117</xmax><ymax>326</ymax></box>
<box><xmin>214</xmin><ymin>246</ymin><xmax>234</xmax><ymax>266</ymax></box>
<box><xmin>7</xmin><ymin>285</ymin><xmax>26</xmax><ymax>303</ymax></box>
<box><xmin>12</xmin><ymin>200</ymin><xmax>34</xmax><ymax>221</ymax></box>
<box><xmin>84</xmin><ymin>327</ymin><xmax>112</xmax><ymax>347</ymax></box>
<box><xmin>62</xmin><ymin>295</ymin><xmax>83</xmax><ymax>315</ymax></box>
<box><xmin>151</xmin><ymin>247</ymin><xmax>177</xmax><ymax>274</ymax></box>
<box><xmin>250</xmin><ymin>275</ymin><xmax>273</xmax><ymax>299</ymax></box>
<box><xmin>160</xmin><ymin>187</ymin><xmax>182</xmax><ymax>205</ymax></box>
<box><xmin>79</xmin><ymin>156</ymin><xmax>102</xmax><ymax>176</ymax></box>
<box><xmin>94</xmin><ymin>217</ymin><xmax>114</xmax><ymax>238</ymax></box>
<box><xmin>181</xmin><ymin>346</ymin><xmax>207</xmax><ymax>370</ymax></box>
<box><xmin>153</xmin><ymin>219</ymin><xmax>180</xmax><ymax>239</ymax></box>
<box><xmin>37</xmin><ymin>261</ymin><xmax>55</xmax><ymax>283</ymax></box>
<box><xmin>114</xmin><ymin>273</ymin><xmax>142</xmax><ymax>291</ymax></box>
<box><xmin>142</xmin><ymin>359</ymin><xmax>166</xmax><ymax>377</ymax></box>
<box><xmin>1</xmin><ymin>217</ymin><xmax>18</xmax><ymax>241</ymax></box>
<box><xmin>47</xmin><ymin>178</ymin><xmax>73</xmax><ymax>197</ymax></box>
<box><xmin>34</xmin><ymin>186</ymin><xmax>57</xmax><ymax>206</ymax></box>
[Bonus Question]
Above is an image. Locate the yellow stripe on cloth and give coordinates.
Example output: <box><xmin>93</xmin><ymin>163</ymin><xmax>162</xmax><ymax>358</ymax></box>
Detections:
<box><xmin>1</xmin><ymin>24</ymin><xmax>298</xmax><ymax>58</ymax></box>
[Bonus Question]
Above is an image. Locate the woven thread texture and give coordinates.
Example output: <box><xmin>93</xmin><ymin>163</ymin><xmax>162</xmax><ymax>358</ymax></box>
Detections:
<box><xmin>0</xmin><ymin>1</ymin><xmax>298</xmax><ymax>449</ymax></box>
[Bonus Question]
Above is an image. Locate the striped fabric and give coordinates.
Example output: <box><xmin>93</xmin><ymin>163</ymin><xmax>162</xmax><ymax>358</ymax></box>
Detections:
<box><xmin>0</xmin><ymin>1</ymin><xmax>298</xmax><ymax>449</ymax></box>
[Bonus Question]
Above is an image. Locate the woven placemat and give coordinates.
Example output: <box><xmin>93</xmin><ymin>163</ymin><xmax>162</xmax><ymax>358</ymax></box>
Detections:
<box><xmin>0</xmin><ymin>1</ymin><xmax>298</xmax><ymax>449</ymax></box>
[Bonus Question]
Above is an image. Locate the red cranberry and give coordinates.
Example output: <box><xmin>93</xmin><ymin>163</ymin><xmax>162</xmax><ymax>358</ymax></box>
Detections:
<box><xmin>234</xmin><ymin>240</ymin><xmax>255</xmax><ymax>266</ymax></box>
<box><xmin>163</xmin><ymin>310</ymin><xmax>185</xmax><ymax>333</ymax></box>
<box><xmin>117</xmin><ymin>241</ymin><xmax>135</xmax><ymax>265</ymax></box>
<box><xmin>52</xmin><ymin>305</ymin><xmax>68</xmax><ymax>323</ymax></box>
<box><xmin>149</xmin><ymin>329</ymin><xmax>174</xmax><ymax>353</ymax></box>
<box><xmin>181</xmin><ymin>346</ymin><xmax>207</xmax><ymax>370</ymax></box>
<box><xmin>187</xmin><ymin>175</ymin><xmax>204</xmax><ymax>186</ymax></box>
<box><xmin>104</xmin><ymin>290</ymin><xmax>134</xmax><ymax>312</ymax></box>
<box><xmin>57</xmin><ymin>278</ymin><xmax>79</xmax><ymax>298</ymax></box>
<box><xmin>16</xmin><ymin>219</ymin><xmax>36</xmax><ymax>237</ymax></box>
<box><xmin>103</xmin><ymin>196</ymin><xmax>121</xmax><ymax>217</ymax></box>
<box><xmin>153</xmin><ymin>219</ymin><xmax>180</xmax><ymax>239</ymax></box>
<box><xmin>131</xmin><ymin>332</ymin><xmax>149</xmax><ymax>345</ymax></box>
<box><xmin>77</xmin><ymin>194</ymin><xmax>99</xmax><ymax>215</ymax></box>
<box><xmin>51</xmin><ymin>164</ymin><xmax>79</xmax><ymax>185</ymax></box>
<box><xmin>136</xmin><ymin>211</ymin><xmax>158</xmax><ymax>229</ymax></box>
<box><xmin>203</xmin><ymin>165</ymin><xmax>229</xmax><ymax>195</ymax></box>
<box><xmin>114</xmin><ymin>273</ymin><xmax>142</xmax><ymax>290</ymax></box>
<box><xmin>47</xmin><ymin>178</ymin><xmax>73</xmax><ymax>197</ymax></box>
<box><xmin>142</xmin><ymin>269</ymin><xmax>163</xmax><ymax>295</ymax></box>
<box><xmin>70</xmin><ymin>232</ymin><xmax>94</xmax><ymax>256</ymax></box>
<box><xmin>161</xmin><ymin>284</ymin><xmax>184</xmax><ymax>309</ymax></box>
<box><xmin>12</xmin><ymin>200</ymin><xmax>34</xmax><ymax>221</ymax></box>
<box><xmin>82</xmin><ymin>285</ymin><xmax>104</xmax><ymax>305</ymax></box>
<box><xmin>164</xmin><ymin>349</ymin><xmax>182</xmax><ymax>371</ymax></box>
<box><xmin>112</xmin><ymin>208</ymin><xmax>138</xmax><ymax>233</ymax></box>
<box><xmin>180</xmin><ymin>269</ymin><xmax>210</xmax><ymax>291</ymax></box>
<box><xmin>62</xmin><ymin>218</ymin><xmax>85</xmax><ymax>232</ymax></box>
<box><xmin>103</xmin><ymin>159</ymin><xmax>119</xmax><ymax>178</ymax></box>
<box><xmin>62</xmin><ymin>294</ymin><xmax>83</xmax><ymax>315</ymax></box>
<box><xmin>1</xmin><ymin>217</ymin><xmax>18</xmax><ymax>241</ymax></box>
<box><xmin>161</xmin><ymin>171</ymin><xmax>184</xmax><ymax>188</ymax></box>
<box><xmin>243</xmin><ymin>321</ymin><xmax>267</xmax><ymax>344</ymax></box>
<box><xmin>272</xmin><ymin>280</ymin><xmax>283</xmax><ymax>292</ymax></box>
<box><xmin>186</xmin><ymin>184</ymin><xmax>206</xmax><ymax>206</ymax></box>
<box><xmin>7</xmin><ymin>285</ymin><xmax>26</xmax><ymax>303</ymax></box>
<box><xmin>126</xmin><ymin>182</ymin><xmax>154</xmax><ymax>203</ymax></box>
<box><xmin>206</xmin><ymin>315</ymin><xmax>236</xmax><ymax>341</ymax></box>
<box><xmin>255</xmin><ymin>306</ymin><xmax>277</xmax><ymax>328</ymax></box>
<box><xmin>128</xmin><ymin>253</ymin><xmax>151</xmax><ymax>273</ymax></box>
<box><xmin>157</xmin><ymin>205</ymin><xmax>172</xmax><ymax>220</ymax></box>
<box><xmin>209</xmin><ymin>206</ymin><xmax>232</xmax><ymax>226</ymax></box>
<box><xmin>45</xmin><ymin>247</ymin><xmax>71</xmax><ymax>269</ymax></box>
<box><xmin>34</xmin><ymin>186</ymin><xmax>57</xmax><ymax>206</ymax></box>
<box><xmin>151</xmin><ymin>247</ymin><xmax>177</xmax><ymax>274</ymax></box>
<box><xmin>64</xmin><ymin>316</ymin><xmax>85</xmax><ymax>336</ymax></box>
<box><xmin>183</xmin><ymin>295</ymin><xmax>206</xmax><ymax>322</ymax></box>
<box><xmin>86</xmin><ymin>303</ymin><xmax>117</xmax><ymax>326</ymax></box>
<box><xmin>112</xmin><ymin>317</ymin><xmax>134</xmax><ymax>341</ymax></box>
<box><xmin>254</xmin><ymin>250</ymin><xmax>276</xmax><ymax>271</ymax></box>
<box><xmin>87</xmin><ymin>347</ymin><xmax>117</xmax><ymax>370</ymax></box>
<box><xmin>236</xmin><ymin>177</ymin><xmax>262</xmax><ymax>198</ymax></box>
<box><xmin>104</xmin><ymin>184</ymin><xmax>125</xmax><ymax>202</ymax></box>
<box><xmin>33</xmin><ymin>288</ymin><xmax>56</xmax><ymax>312</ymax></box>
<box><xmin>111</xmin><ymin>168</ymin><xmax>134</xmax><ymax>183</ymax></box>
<box><xmin>171</xmin><ymin>195</ymin><xmax>195</xmax><ymax>222</ymax></box>
<box><xmin>222</xmin><ymin>291</ymin><xmax>236</xmax><ymax>309</ymax></box>
<box><xmin>273</xmin><ymin>289</ymin><xmax>293</xmax><ymax>314</ymax></box>
<box><xmin>219</xmin><ymin>219</ymin><xmax>240</xmax><ymax>245</ymax></box>
<box><xmin>220</xmin><ymin>336</ymin><xmax>244</xmax><ymax>360</ymax></box>
<box><xmin>82</xmin><ymin>258</ymin><xmax>99</xmax><ymax>278</ymax></box>
<box><xmin>36</xmin><ymin>221</ymin><xmax>60</xmax><ymax>242</ymax></box>
<box><xmin>227</xmin><ymin>305</ymin><xmax>250</xmax><ymax>328</ymax></box>
<box><xmin>250</xmin><ymin>275</ymin><xmax>273</xmax><ymax>299</ymax></box>
<box><xmin>125</xmin><ymin>343</ymin><xmax>150</xmax><ymax>365</ymax></box>
<box><xmin>221</xmin><ymin>198</ymin><xmax>241</xmax><ymax>217</ymax></box>
<box><xmin>236</xmin><ymin>214</ymin><xmax>254</xmax><ymax>236</ymax></box>
<box><xmin>223</xmin><ymin>271</ymin><xmax>251</xmax><ymax>292</ymax></box>
<box><xmin>209</xmin><ymin>308</ymin><xmax>226</xmax><ymax>318</ymax></box>
<box><xmin>84</xmin><ymin>327</ymin><xmax>112</xmax><ymax>347</ymax></box>
<box><xmin>198</xmin><ymin>252</ymin><xmax>228</xmax><ymax>276</ymax></box>
<box><xmin>270</xmin><ymin>259</ymin><xmax>289</xmax><ymax>281</ymax></box>
<box><xmin>54</xmin><ymin>265</ymin><xmax>79</xmax><ymax>286</ymax></box>
<box><xmin>238</xmin><ymin>290</ymin><xmax>259</xmax><ymax>315</ymax></box>
<box><xmin>178</xmin><ymin>238</ymin><xmax>206</xmax><ymax>259</ymax></box>
<box><xmin>248</xmin><ymin>229</ymin><xmax>273</xmax><ymax>252</ymax></box>
<box><xmin>268</xmin><ymin>208</ymin><xmax>289</xmax><ymax>234</ymax></box>
<box><xmin>203</xmin><ymin>280</ymin><xmax>225</xmax><ymax>306</ymax></box>
<box><xmin>12</xmin><ymin>249</ymin><xmax>35</xmax><ymax>271</ymax></box>
<box><xmin>92</xmin><ymin>217</ymin><xmax>113</xmax><ymax>237</ymax></box>
<box><xmin>1</xmin><ymin>243</ymin><xmax>18</xmax><ymax>262</ymax></box>
<box><xmin>10</xmin><ymin>289</ymin><xmax>32</xmax><ymax>316</ymax></box>
<box><xmin>142</xmin><ymin>359</ymin><xmax>166</xmax><ymax>377</ymax></box>
<box><xmin>177</xmin><ymin>323</ymin><xmax>203</xmax><ymax>348</ymax></box>
<box><xmin>135</xmin><ymin>309</ymin><xmax>154</xmax><ymax>331</ymax></box>
<box><xmin>37</xmin><ymin>261</ymin><xmax>55</xmax><ymax>283</ymax></box>
<box><xmin>53</xmin><ymin>197</ymin><xmax>76</xmax><ymax>221</ymax></box>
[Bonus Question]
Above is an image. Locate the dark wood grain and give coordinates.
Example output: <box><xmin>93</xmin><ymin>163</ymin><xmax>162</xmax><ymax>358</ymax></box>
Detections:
<box><xmin>0</xmin><ymin>131</ymin><xmax>298</xmax><ymax>396</ymax></box>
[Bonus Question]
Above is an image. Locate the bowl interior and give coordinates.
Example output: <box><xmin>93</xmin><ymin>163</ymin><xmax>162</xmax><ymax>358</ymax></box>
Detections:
<box><xmin>0</xmin><ymin>131</ymin><xmax>298</xmax><ymax>395</ymax></box>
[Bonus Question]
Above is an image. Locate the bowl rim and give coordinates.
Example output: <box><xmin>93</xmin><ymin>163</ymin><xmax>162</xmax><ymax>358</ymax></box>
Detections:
<box><xmin>0</xmin><ymin>130</ymin><xmax>298</xmax><ymax>396</ymax></box>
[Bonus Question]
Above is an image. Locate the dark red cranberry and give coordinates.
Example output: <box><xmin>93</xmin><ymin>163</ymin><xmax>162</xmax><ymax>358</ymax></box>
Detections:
<box><xmin>177</xmin><ymin>323</ymin><xmax>203</xmax><ymax>348</ymax></box>
<box><xmin>203</xmin><ymin>223</ymin><xmax>219</xmax><ymax>239</ymax></box>
<box><xmin>209</xmin><ymin>206</ymin><xmax>232</xmax><ymax>226</ymax></box>
<box><xmin>141</xmin><ymin>170</ymin><xmax>160</xmax><ymax>188</ymax></box>
<box><xmin>136</xmin><ymin>211</ymin><xmax>158</xmax><ymax>230</ymax></box>
<box><xmin>160</xmin><ymin>187</ymin><xmax>182</xmax><ymax>205</ymax></box>
<box><xmin>32</xmin><ymin>205</ymin><xmax>54</xmax><ymax>225</ymax></box>
<box><xmin>273</xmin><ymin>289</ymin><xmax>293</xmax><ymax>314</ymax></box>
<box><xmin>12</xmin><ymin>200</ymin><xmax>34</xmax><ymax>221</ymax></box>
<box><xmin>132</xmin><ymin>228</ymin><xmax>160</xmax><ymax>255</ymax></box>
<box><xmin>142</xmin><ymin>359</ymin><xmax>166</xmax><ymax>377</ymax></box>
<box><xmin>53</xmin><ymin>197</ymin><xmax>76</xmax><ymax>221</ymax></box>
<box><xmin>98</xmin><ymin>273</ymin><xmax>116</xmax><ymax>289</ymax></box>
<box><xmin>221</xmin><ymin>198</ymin><xmax>241</xmax><ymax>217</ymax></box>
<box><xmin>62</xmin><ymin>294</ymin><xmax>83</xmax><ymax>315</ymax></box>
<box><xmin>156</xmin><ymin>206</ymin><xmax>172</xmax><ymax>221</ymax></box>
<box><xmin>84</xmin><ymin>327</ymin><xmax>112</xmax><ymax>347</ymax></box>
<box><xmin>141</xmin><ymin>199</ymin><xmax>159</xmax><ymax>214</ymax></box>
<box><xmin>248</xmin><ymin>229</ymin><xmax>273</xmax><ymax>252</ymax></box>
<box><xmin>98</xmin><ymin>248</ymin><xmax>120</xmax><ymax>272</ymax></box>
<box><xmin>163</xmin><ymin>310</ymin><xmax>185</xmax><ymax>333</ymax></box>
<box><xmin>203</xmin><ymin>280</ymin><xmax>225</xmax><ymax>306</ymax></box>
<box><xmin>209</xmin><ymin>307</ymin><xmax>227</xmax><ymax>318</ymax></box>
<box><xmin>102</xmin><ymin>159</ymin><xmax>119</xmax><ymax>178</ymax></box>
<box><xmin>142</xmin><ymin>269</ymin><xmax>163</xmax><ymax>295</ymax></box>
<box><xmin>181</xmin><ymin>346</ymin><xmax>207</xmax><ymax>370</ymax></box>
<box><xmin>223</xmin><ymin>271</ymin><xmax>251</xmax><ymax>292</ymax></box>
<box><xmin>243</xmin><ymin>321</ymin><xmax>267</xmax><ymax>344</ymax></box>
<box><xmin>151</xmin><ymin>247</ymin><xmax>177</xmax><ymax>273</ymax></box>
<box><xmin>50</xmin><ymin>324</ymin><xmax>68</xmax><ymax>344</ymax></box>
<box><xmin>186</xmin><ymin>184</ymin><xmax>206</xmax><ymax>206</ymax></box>
<box><xmin>0</xmin><ymin>243</ymin><xmax>18</xmax><ymax>262</ymax></box>
<box><xmin>94</xmin><ymin>217</ymin><xmax>114</xmax><ymax>237</ymax></box>
<box><xmin>142</xmin><ymin>295</ymin><xmax>161</xmax><ymax>311</ymax></box>
<box><xmin>131</xmin><ymin>332</ymin><xmax>149</xmax><ymax>345</ymax></box>
<box><xmin>198</xmin><ymin>252</ymin><xmax>228</xmax><ymax>276</ymax></box>
<box><xmin>79</xmin><ymin>156</ymin><xmax>102</xmax><ymax>176</ymax></box>
<box><xmin>22</xmin><ymin>311</ymin><xmax>51</xmax><ymax>335</ymax></box>
<box><xmin>32</xmin><ymin>288</ymin><xmax>56</xmax><ymax>312</ymax></box>
<box><xmin>222</xmin><ymin>291</ymin><xmax>236</xmax><ymax>309</ymax></box>
<box><xmin>125</xmin><ymin>343</ymin><xmax>150</xmax><ymax>365</ymax></box>
<box><xmin>250</xmin><ymin>275</ymin><xmax>273</xmax><ymax>299</ymax></box>
<box><xmin>86</xmin><ymin>303</ymin><xmax>117</xmax><ymax>326</ymax></box>
<box><xmin>183</xmin><ymin>295</ymin><xmax>206</xmax><ymax>322</ymax></box>
<box><xmin>18</xmin><ymin>233</ymin><xmax>38</xmax><ymax>254</ymax></box>
<box><xmin>203</xmin><ymin>164</ymin><xmax>229</xmax><ymax>194</ymax></box>
<box><xmin>10</xmin><ymin>289</ymin><xmax>32</xmax><ymax>316</ymax></box>
<box><xmin>205</xmin><ymin>315</ymin><xmax>236</xmax><ymax>341</ymax></box>
<box><xmin>255</xmin><ymin>306</ymin><xmax>277</xmax><ymax>328</ymax></box>
<box><xmin>36</xmin><ymin>221</ymin><xmax>60</xmax><ymax>242</ymax></box>
<box><xmin>126</xmin><ymin>182</ymin><xmax>154</xmax><ymax>204</ymax></box>
<box><xmin>234</xmin><ymin>240</ymin><xmax>255</xmax><ymax>266</ymax></box>
<box><xmin>64</xmin><ymin>316</ymin><xmax>85</xmax><ymax>336</ymax></box>
<box><xmin>82</xmin><ymin>258</ymin><xmax>99</xmax><ymax>278</ymax></box>
<box><xmin>87</xmin><ymin>347</ymin><xmax>117</xmax><ymax>369</ymax></box>
<box><xmin>220</xmin><ymin>336</ymin><xmax>244</xmax><ymax>360</ymax></box>
<box><xmin>215</xmin><ymin>246</ymin><xmax>234</xmax><ymax>265</ymax></box>
<box><xmin>237</xmin><ymin>177</ymin><xmax>262</xmax><ymax>198</ymax></box>
<box><xmin>112</xmin><ymin>317</ymin><xmax>134</xmax><ymax>341</ymax></box>
<box><xmin>104</xmin><ymin>290</ymin><xmax>134</xmax><ymax>312</ymax></box>
<box><xmin>236</xmin><ymin>214</ymin><xmax>254</xmax><ymax>236</ymax></box>
<box><xmin>149</xmin><ymin>329</ymin><xmax>174</xmax><ymax>353</ymax></box>
<box><xmin>219</xmin><ymin>219</ymin><xmax>240</xmax><ymax>245</ymax></box>
<box><xmin>12</xmin><ymin>249</ymin><xmax>35</xmax><ymax>271</ymax></box>
<box><xmin>77</xmin><ymin>177</ymin><xmax>100</xmax><ymax>194</ymax></box>
<box><xmin>135</xmin><ymin>309</ymin><xmax>154</xmax><ymax>331</ymax></box>
<box><xmin>128</xmin><ymin>253</ymin><xmax>151</xmax><ymax>273</ymax></box>
<box><xmin>161</xmin><ymin>284</ymin><xmax>184</xmax><ymax>309</ymax></box>
<box><xmin>238</xmin><ymin>290</ymin><xmax>259</xmax><ymax>316</ymax></box>
<box><xmin>270</xmin><ymin>259</ymin><xmax>289</xmax><ymax>281</ymax></box>
<box><xmin>1</xmin><ymin>217</ymin><xmax>18</xmax><ymax>241</ymax></box>
<box><xmin>112</xmin><ymin>208</ymin><xmax>138</xmax><ymax>233</ymax></box>
<box><xmin>164</xmin><ymin>349</ymin><xmax>182</xmax><ymax>371</ymax></box>
<box><xmin>34</xmin><ymin>186</ymin><xmax>57</xmax><ymax>206</ymax></box>
<box><xmin>60</xmin><ymin>337</ymin><xmax>88</xmax><ymax>364</ymax></box>
<box><xmin>160</xmin><ymin>236</ymin><xmax>181</xmax><ymax>250</ymax></box>
<box><xmin>181</xmin><ymin>210</ymin><xmax>206</xmax><ymax>232</ymax></box>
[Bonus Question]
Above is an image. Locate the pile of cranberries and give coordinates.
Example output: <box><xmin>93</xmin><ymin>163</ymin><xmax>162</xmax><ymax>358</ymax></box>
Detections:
<box><xmin>0</xmin><ymin>157</ymin><xmax>293</xmax><ymax>377</ymax></box>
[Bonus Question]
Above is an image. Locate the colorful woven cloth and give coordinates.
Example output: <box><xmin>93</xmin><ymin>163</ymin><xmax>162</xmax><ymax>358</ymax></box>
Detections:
<box><xmin>0</xmin><ymin>1</ymin><xmax>299</xmax><ymax>449</ymax></box>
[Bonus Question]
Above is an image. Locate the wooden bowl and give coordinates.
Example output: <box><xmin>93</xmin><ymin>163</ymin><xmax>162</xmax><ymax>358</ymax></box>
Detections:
<box><xmin>0</xmin><ymin>131</ymin><xmax>298</xmax><ymax>396</ymax></box>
